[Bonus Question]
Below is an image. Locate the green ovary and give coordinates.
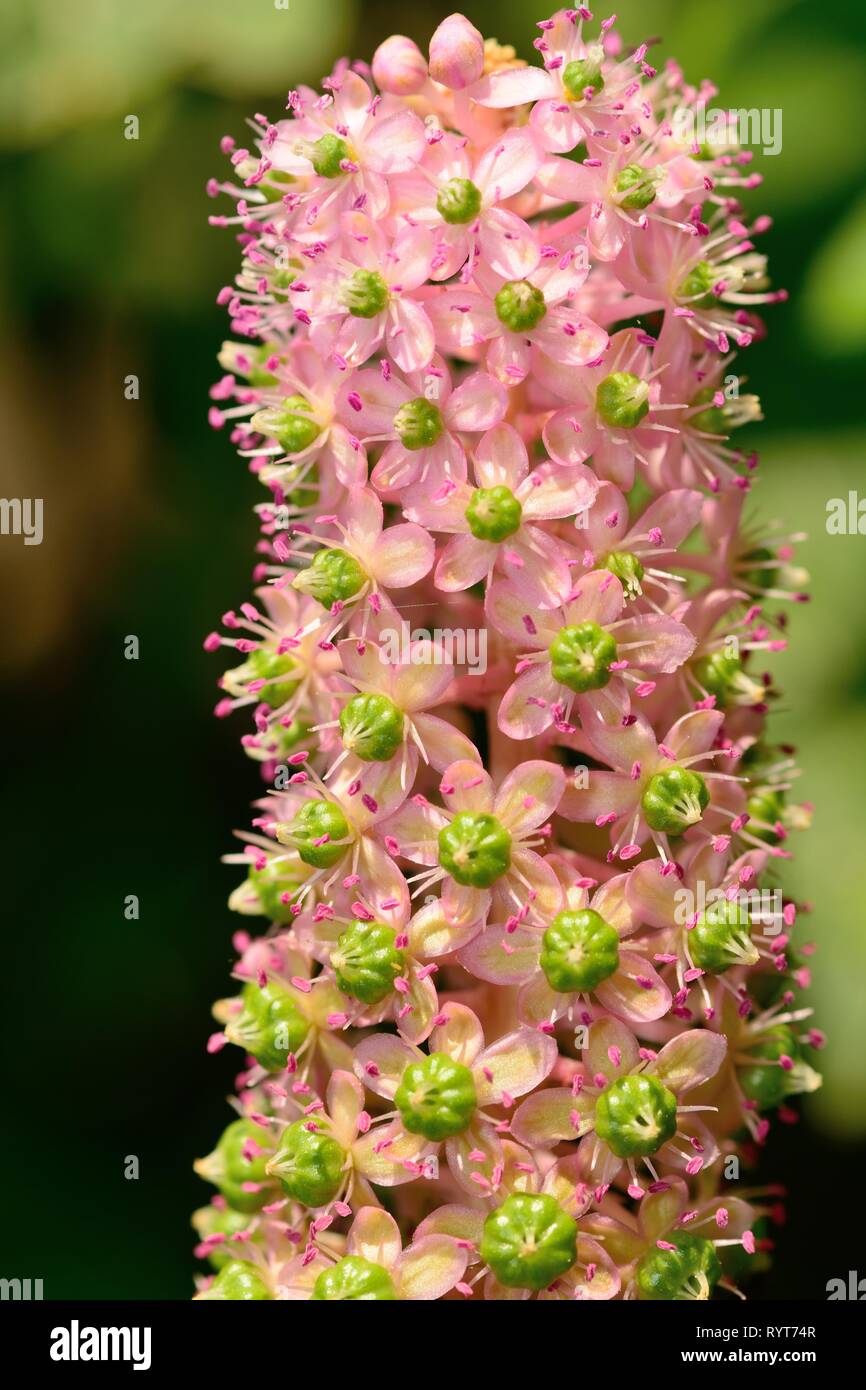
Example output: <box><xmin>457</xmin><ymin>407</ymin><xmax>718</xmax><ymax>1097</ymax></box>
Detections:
<box><xmin>268</xmin><ymin>1120</ymin><xmax>346</xmax><ymax>1207</ymax></box>
<box><xmin>739</xmin><ymin>1025</ymin><xmax>799</xmax><ymax>1111</ymax></box>
<box><xmin>393</xmin><ymin>398</ymin><xmax>444</xmax><ymax>451</ymax></box>
<box><xmin>494</xmin><ymin>280</ymin><xmax>547</xmax><ymax>333</ymax></box>
<box><xmin>331</xmin><ymin>920</ymin><xmax>405</xmax><ymax>1004</ymax></box>
<box><xmin>641</xmin><ymin>767</ymin><xmax>709</xmax><ymax>835</ymax></box>
<box><xmin>438</xmin><ymin>812</ymin><xmax>512</xmax><ymax>888</ymax></box>
<box><xmin>436</xmin><ymin>177</ymin><xmax>482</xmax><ymax>225</ymax></box>
<box><xmin>292</xmin><ymin>547</ymin><xmax>366</xmax><ymax>608</ymax></box>
<box><xmin>343</xmin><ymin>269</ymin><xmax>389</xmax><ymax>319</ymax></box>
<box><xmin>596</xmin><ymin>372</ymin><xmax>649</xmax><ymax>429</ymax></box>
<box><xmin>395</xmin><ymin>1052</ymin><xmax>477</xmax><ymax>1140</ymax></box>
<box><xmin>540</xmin><ymin>909</ymin><xmax>620</xmax><ymax>993</ymax></box>
<box><xmin>272</xmin><ymin>395</ymin><xmax>320</xmax><ymax>454</ymax></box>
<box><xmin>594</xmin><ymin>1074</ymin><xmax>678</xmax><ymax>1158</ymax></box>
<box><xmin>562</xmin><ymin>54</ymin><xmax>604</xmax><ymax>101</ymax></box>
<box><xmin>200</xmin><ymin>1260</ymin><xmax>272</xmax><ymax>1300</ymax></box>
<box><xmin>690</xmin><ymin>898</ymin><xmax>759</xmax><ymax>974</ymax></box>
<box><xmin>603</xmin><ymin>550</ymin><xmax>644</xmax><ymax>599</ymax></box>
<box><xmin>228</xmin><ymin>981</ymin><xmax>309</xmax><ymax>1070</ymax></box>
<box><xmin>481</xmin><ymin>1193</ymin><xmax>578</xmax><ymax>1291</ymax></box>
<box><xmin>549</xmin><ymin>622</ymin><xmax>617</xmax><ymax>693</ymax></box>
<box><xmin>465</xmin><ymin>485</ymin><xmax>522</xmax><ymax>542</ymax></box>
<box><xmin>282</xmin><ymin>800</ymin><xmax>351</xmax><ymax>869</ymax></box>
<box><xmin>677</xmin><ymin>260</ymin><xmax>719</xmax><ymax>310</ymax></box>
<box><xmin>311</xmin><ymin>1256</ymin><xmax>397</xmax><ymax>1300</ymax></box>
<box><xmin>339</xmin><ymin>692</ymin><xmax>404</xmax><ymax>761</ymax></box>
<box><xmin>614</xmin><ymin>163</ymin><xmax>656</xmax><ymax>209</ymax></box>
<box><xmin>636</xmin><ymin>1232</ymin><xmax>721</xmax><ymax>1301</ymax></box>
<box><xmin>311</xmin><ymin>134</ymin><xmax>349</xmax><ymax>178</ymax></box>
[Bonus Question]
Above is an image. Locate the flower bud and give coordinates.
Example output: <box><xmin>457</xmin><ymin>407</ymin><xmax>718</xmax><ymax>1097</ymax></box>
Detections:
<box><xmin>481</xmin><ymin>1194</ymin><xmax>577</xmax><ymax>1291</ymax></box>
<box><xmin>372</xmin><ymin>35</ymin><xmax>428</xmax><ymax>95</ymax></box>
<box><xmin>428</xmin><ymin>14</ymin><xmax>484</xmax><ymax>91</ymax></box>
<box><xmin>395</xmin><ymin>1052</ymin><xmax>477</xmax><ymax>1140</ymax></box>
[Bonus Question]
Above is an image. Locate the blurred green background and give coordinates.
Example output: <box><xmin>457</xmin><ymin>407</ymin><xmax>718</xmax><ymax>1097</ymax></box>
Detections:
<box><xmin>1</xmin><ymin>0</ymin><xmax>864</xmax><ymax>1298</ymax></box>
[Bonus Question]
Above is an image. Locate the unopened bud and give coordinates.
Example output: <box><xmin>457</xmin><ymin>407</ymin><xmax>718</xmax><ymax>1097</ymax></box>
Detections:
<box><xmin>429</xmin><ymin>14</ymin><xmax>484</xmax><ymax>90</ymax></box>
<box><xmin>372</xmin><ymin>35</ymin><xmax>428</xmax><ymax>95</ymax></box>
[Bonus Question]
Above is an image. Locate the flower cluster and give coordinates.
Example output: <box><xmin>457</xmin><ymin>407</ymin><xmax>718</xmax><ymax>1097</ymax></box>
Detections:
<box><xmin>194</xmin><ymin>10</ymin><xmax>821</xmax><ymax>1302</ymax></box>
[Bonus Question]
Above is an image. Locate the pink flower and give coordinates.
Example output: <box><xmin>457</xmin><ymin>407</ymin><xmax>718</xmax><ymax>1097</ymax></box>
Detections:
<box><xmin>355</xmin><ymin>1001</ymin><xmax>556</xmax><ymax>1194</ymax></box>
<box><xmin>427</xmin><ymin>247</ymin><xmax>608</xmax><ymax>386</ymax></box>
<box><xmin>405</xmin><ymin>423</ymin><xmax>597</xmax><ymax>604</ymax></box>
<box><xmin>488</xmin><ymin>568</ymin><xmax>695</xmax><ymax>738</ymax></box>
<box><xmin>512</xmin><ymin>1016</ymin><xmax>727</xmax><ymax>1192</ymax></box>
<box><xmin>296</xmin><ymin>212</ymin><xmax>436</xmax><ymax>373</ymax></box>
<box><xmin>391</xmin><ymin>128</ymin><xmax>541</xmax><ymax>280</ymax></box>
<box><xmin>381</xmin><ymin>757</ymin><xmax>566</xmax><ymax>932</ymax></box>
<box><xmin>461</xmin><ymin>855</ymin><xmax>672</xmax><ymax>1028</ymax></box>
<box><xmin>339</xmin><ymin>359</ymin><xmax>507</xmax><ymax>492</ymax></box>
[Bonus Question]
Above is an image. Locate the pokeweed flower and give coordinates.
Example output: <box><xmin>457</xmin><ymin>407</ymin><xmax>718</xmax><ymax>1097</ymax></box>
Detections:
<box><xmin>489</xmin><ymin>568</ymin><xmax>695</xmax><ymax>736</ymax></box>
<box><xmin>381</xmin><ymin>757</ymin><xmax>566</xmax><ymax>931</ymax></box>
<box><xmin>390</xmin><ymin>127</ymin><xmax>542</xmax><ymax>281</ymax></box>
<box><xmin>340</xmin><ymin>358</ymin><xmax>507</xmax><ymax>493</ymax></box>
<box><xmin>460</xmin><ymin>854</ymin><xmax>671</xmax><ymax>1029</ymax></box>
<box><xmin>428</xmin><ymin>245</ymin><xmax>608</xmax><ymax>387</ymax></box>
<box><xmin>197</xmin><ymin>10</ymin><xmax>820</xmax><ymax>1300</ymax></box>
<box><xmin>512</xmin><ymin>1017</ymin><xmax>727</xmax><ymax>1194</ymax></box>
<box><xmin>405</xmin><ymin>422</ymin><xmax>598</xmax><ymax>604</ymax></box>
<box><xmin>296</xmin><ymin>213</ymin><xmax>437</xmax><ymax>374</ymax></box>
<box><xmin>279</xmin><ymin>1205</ymin><xmax>468</xmax><ymax>1300</ymax></box>
<box><xmin>354</xmin><ymin>1001</ymin><xmax>556</xmax><ymax>1196</ymax></box>
<box><xmin>543</xmin><ymin>328</ymin><xmax>682</xmax><ymax>491</ymax></box>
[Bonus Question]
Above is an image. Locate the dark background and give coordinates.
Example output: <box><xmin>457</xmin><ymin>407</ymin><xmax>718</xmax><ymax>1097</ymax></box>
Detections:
<box><xmin>1</xmin><ymin>0</ymin><xmax>865</xmax><ymax>1298</ymax></box>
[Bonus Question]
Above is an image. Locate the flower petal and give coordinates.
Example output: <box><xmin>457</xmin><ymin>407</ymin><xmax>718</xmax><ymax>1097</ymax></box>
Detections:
<box><xmin>473</xmin><ymin>1028</ymin><xmax>557</xmax><ymax>1106</ymax></box>
<box><xmin>458</xmin><ymin>923</ymin><xmax>539</xmax><ymax>986</ymax></box>
<box><xmin>370</xmin><ymin>521</ymin><xmax>435</xmax><ymax>587</ymax></box>
<box><xmin>398</xmin><ymin>1234</ymin><xmax>468</xmax><ymax>1300</ymax></box>
<box><xmin>347</xmin><ymin>1206</ymin><xmax>403</xmax><ymax>1269</ymax></box>
<box><xmin>494</xmin><ymin>760</ymin><xmax>566</xmax><ymax>834</ymax></box>
<box><xmin>646</xmin><ymin>1029</ymin><xmax>727</xmax><ymax>1095</ymax></box>
<box><xmin>429</xmin><ymin>1001</ymin><xmax>484</xmax><ymax>1067</ymax></box>
<box><xmin>511</xmin><ymin>1087</ymin><xmax>593</xmax><ymax>1146</ymax></box>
